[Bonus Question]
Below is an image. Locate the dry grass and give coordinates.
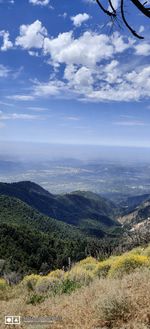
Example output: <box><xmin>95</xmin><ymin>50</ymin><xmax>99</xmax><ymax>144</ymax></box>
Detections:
<box><xmin>0</xmin><ymin>268</ymin><xmax>150</xmax><ymax>329</ymax></box>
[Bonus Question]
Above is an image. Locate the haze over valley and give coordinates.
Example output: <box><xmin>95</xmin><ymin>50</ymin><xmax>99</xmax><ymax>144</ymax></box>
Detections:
<box><xmin>1</xmin><ymin>142</ymin><xmax>150</xmax><ymax>202</ymax></box>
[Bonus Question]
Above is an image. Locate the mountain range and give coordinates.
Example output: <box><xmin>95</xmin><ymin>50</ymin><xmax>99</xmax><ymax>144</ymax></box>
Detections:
<box><xmin>0</xmin><ymin>181</ymin><xmax>150</xmax><ymax>275</ymax></box>
<box><xmin>0</xmin><ymin>181</ymin><xmax>120</xmax><ymax>236</ymax></box>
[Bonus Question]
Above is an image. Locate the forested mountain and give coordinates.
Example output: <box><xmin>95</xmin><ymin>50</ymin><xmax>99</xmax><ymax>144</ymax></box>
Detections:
<box><xmin>0</xmin><ymin>194</ymin><xmax>121</xmax><ymax>275</ymax></box>
<box><xmin>1</xmin><ymin>181</ymin><xmax>150</xmax><ymax>276</ymax></box>
<box><xmin>0</xmin><ymin>181</ymin><xmax>120</xmax><ymax>236</ymax></box>
<box><xmin>0</xmin><ymin>195</ymin><xmax>100</xmax><ymax>274</ymax></box>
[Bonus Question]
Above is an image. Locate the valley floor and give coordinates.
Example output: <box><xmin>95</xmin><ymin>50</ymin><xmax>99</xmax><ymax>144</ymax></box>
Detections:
<box><xmin>1</xmin><ymin>269</ymin><xmax>150</xmax><ymax>329</ymax></box>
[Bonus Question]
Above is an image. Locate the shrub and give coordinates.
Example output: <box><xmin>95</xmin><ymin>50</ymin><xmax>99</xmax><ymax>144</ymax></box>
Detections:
<box><xmin>95</xmin><ymin>287</ymin><xmax>131</xmax><ymax>323</ymax></box>
<box><xmin>22</xmin><ymin>274</ymin><xmax>40</xmax><ymax>291</ymax></box>
<box><xmin>35</xmin><ymin>277</ymin><xmax>51</xmax><ymax>293</ymax></box>
<box><xmin>142</xmin><ymin>245</ymin><xmax>150</xmax><ymax>258</ymax></box>
<box><xmin>0</xmin><ymin>278</ymin><xmax>7</xmax><ymax>290</ymax></box>
<box><xmin>48</xmin><ymin>269</ymin><xmax>64</xmax><ymax>279</ymax></box>
<box><xmin>94</xmin><ymin>260</ymin><xmax>112</xmax><ymax>278</ymax></box>
<box><xmin>67</xmin><ymin>266</ymin><xmax>94</xmax><ymax>286</ymax></box>
<box><xmin>35</xmin><ymin>276</ymin><xmax>61</xmax><ymax>295</ymax></box>
<box><xmin>109</xmin><ymin>254</ymin><xmax>149</xmax><ymax>277</ymax></box>
<box><xmin>60</xmin><ymin>279</ymin><xmax>81</xmax><ymax>294</ymax></box>
<box><xmin>126</xmin><ymin>247</ymin><xmax>143</xmax><ymax>255</ymax></box>
<box><xmin>79</xmin><ymin>256</ymin><xmax>97</xmax><ymax>266</ymax></box>
<box><xmin>27</xmin><ymin>293</ymin><xmax>46</xmax><ymax>305</ymax></box>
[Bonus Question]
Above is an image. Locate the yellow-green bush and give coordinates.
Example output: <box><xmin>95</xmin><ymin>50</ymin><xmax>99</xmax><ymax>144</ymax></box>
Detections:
<box><xmin>109</xmin><ymin>254</ymin><xmax>149</xmax><ymax>277</ymax></box>
<box><xmin>35</xmin><ymin>277</ymin><xmax>51</xmax><ymax>293</ymax></box>
<box><xmin>142</xmin><ymin>245</ymin><xmax>150</xmax><ymax>258</ymax></box>
<box><xmin>78</xmin><ymin>256</ymin><xmax>98</xmax><ymax>272</ymax></box>
<box><xmin>0</xmin><ymin>278</ymin><xmax>7</xmax><ymax>290</ymax></box>
<box><xmin>126</xmin><ymin>246</ymin><xmax>143</xmax><ymax>256</ymax></box>
<box><xmin>22</xmin><ymin>274</ymin><xmax>40</xmax><ymax>291</ymax></box>
<box><xmin>48</xmin><ymin>269</ymin><xmax>64</xmax><ymax>279</ymax></box>
<box><xmin>79</xmin><ymin>256</ymin><xmax>98</xmax><ymax>266</ymax></box>
<box><xmin>35</xmin><ymin>276</ymin><xmax>61</xmax><ymax>294</ymax></box>
<box><xmin>66</xmin><ymin>266</ymin><xmax>94</xmax><ymax>285</ymax></box>
<box><xmin>94</xmin><ymin>259</ymin><xmax>112</xmax><ymax>278</ymax></box>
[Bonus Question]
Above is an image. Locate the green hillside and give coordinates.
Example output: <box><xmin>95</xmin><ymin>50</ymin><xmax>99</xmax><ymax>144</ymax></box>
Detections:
<box><xmin>0</xmin><ymin>195</ymin><xmax>88</xmax><ymax>274</ymax></box>
<box><xmin>0</xmin><ymin>181</ymin><xmax>120</xmax><ymax>237</ymax></box>
<box><xmin>0</xmin><ymin>195</ymin><xmax>120</xmax><ymax>275</ymax></box>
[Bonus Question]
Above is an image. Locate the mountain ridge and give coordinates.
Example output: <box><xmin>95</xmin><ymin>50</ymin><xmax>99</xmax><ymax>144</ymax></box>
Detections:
<box><xmin>0</xmin><ymin>181</ymin><xmax>120</xmax><ymax>235</ymax></box>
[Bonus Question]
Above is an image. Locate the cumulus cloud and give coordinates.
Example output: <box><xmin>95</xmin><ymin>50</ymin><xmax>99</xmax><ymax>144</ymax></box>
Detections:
<box><xmin>0</xmin><ymin>30</ymin><xmax>13</xmax><ymax>51</ymax></box>
<box><xmin>15</xmin><ymin>20</ymin><xmax>47</xmax><ymax>49</ymax></box>
<box><xmin>71</xmin><ymin>13</ymin><xmax>90</xmax><ymax>27</ymax></box>
<box><xmin>43</xmin><ymin>31</ymin><xmax>131</xmax><ymax>68</ymax></box>
<box><xmin>30</xmin><ymin>61</ymin><xmax>150</xmax><ymax>102</ymax></box>
<box><xmin>12</xmin><ymin>20</ymin><xmax>150</xmax><ymax>103</ymax></box>
<box><xmin>134</xmin><ymin>42</ymin><xmax>150</xmax><ymax>56</ymax></box>
<box><xmin>29</xmin><ymin>0</ymin><xmax>50</xmax><ymax>6</ymax></box>
<box><xmin>64</xmin><ymin>65</ymin><xmax>94</xmax><ymax>94</ymax></box>
<box><xmin>33</xmin><ymin>79</ymin><xmax>66</xmax><ymax>97</ymax></box>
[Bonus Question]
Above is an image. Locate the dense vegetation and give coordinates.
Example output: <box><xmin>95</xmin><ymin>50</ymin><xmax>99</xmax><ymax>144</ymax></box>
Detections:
<box><xmin>0</xmin><ymin>195</ymin><xmax>122</xmax><ymax>276</ymax></box>
<box><xmin>0</xmin><ymin>181</ymin><xmax>120</xmax><ymax>236</ymax></box>
<box><xmin>1</xmin><ymin>245</ymin><xmax>150</xmax><ymax>329</ymax></box>
<box><xmin>0</xmin><ymin>181</ymin><xmax>150</xmax><ymax>277</ymax></box>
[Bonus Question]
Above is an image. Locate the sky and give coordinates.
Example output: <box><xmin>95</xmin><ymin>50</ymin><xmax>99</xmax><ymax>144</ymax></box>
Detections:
<box><xmin>0</xmin><ymin>0</ymin><xmax>150</xmax><ymax>152</ymax></box>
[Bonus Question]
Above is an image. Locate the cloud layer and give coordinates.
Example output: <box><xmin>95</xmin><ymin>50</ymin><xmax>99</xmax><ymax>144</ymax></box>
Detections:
<box><xmin>1</xmin><ymin>19</ymin><xmax>150</xmax><ymax>103</ymax></box>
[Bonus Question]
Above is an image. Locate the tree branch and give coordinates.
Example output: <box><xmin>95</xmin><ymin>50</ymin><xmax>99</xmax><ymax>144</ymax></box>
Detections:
<box><xmin>96</xmin><ymin>0</ymin><xmax>116</xmax><ymax>17</ymax></box>
<box><xmin>108</xmin><ymin>0</ymin><xmax>116</xmax><ymax>14</ymax></box>
<box><xmin>131</xmin><ymin>0</ymin><xmax>150</xmax><ymax>18</ymax></box>
<box><xmin>121</xmin><ymin>0</ymin><xmax>144</xmax><ymax>39</ymax></box>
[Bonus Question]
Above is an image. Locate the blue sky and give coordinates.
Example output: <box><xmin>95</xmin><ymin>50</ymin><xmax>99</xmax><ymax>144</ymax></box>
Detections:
<box><xmin>0</xmin><ymin>0</ymin><xmax>150</xmax><ymax>149</ymax></box>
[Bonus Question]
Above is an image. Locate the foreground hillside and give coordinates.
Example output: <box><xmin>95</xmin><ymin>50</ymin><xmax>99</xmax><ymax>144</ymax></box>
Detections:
<box><xmin>0</xmin><ymin>245</ymin><xmax>150</xmax><ymax>329</ymax></box>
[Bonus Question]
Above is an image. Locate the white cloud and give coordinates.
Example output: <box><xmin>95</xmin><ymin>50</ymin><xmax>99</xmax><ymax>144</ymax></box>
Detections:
<box><xmin>0</xmin><ymin>0</ymin><xmax>14</xmax><ymax>3</ymax></box>
<box><xmin>59</xmin><ymin>12</ymin><xmax>67</xmax><ymax>19</ymax></box>
<box><xmin>7</xmin><ymin>95</ymin><xmax>34</xmax><ymax>101</ymax></box>
<box><xmin>32</xmin><ymin>61</ymin><xmax>150</xmax><ymax>102</ymax></box>
<box><xmin>64</xmin><ymin>65</ymin><xmax>93</xmax><ymax>93</ymax></box>
<box><xmin>139</xmin><ymin>25</ymin><xmax>145</xmax><ymax>33</ymax></box>
<box><xmin>27</xmin><ymin>106</ymin><xmax>48</xmax><ymax>111</ymax></box>
<box><xmin>15</xmin><ymin>22</ymin><xmax>132</xmax><ymax>67</ymax></box>
<box><xmin>43</xmin><ymin>31</ymin><xmax>125</xmax><ymax>68</ymax></box>
<box><xmin>15</xmin><ymin>20</ymin><xmax>47</xmax><ymax>49</ymax></box>
<box><xmin>33</xmin><ymin>79</ymin><xmax>65</xmax><ymax>97</ymax></box>
<box><xmin>0</xmin><ymin>64</ymin><xmax>10</xmax><ymax>77</ymax></box>
<box><xmin>29</xmin><ymin>0</ymin><xmax>50</xmax><ymax>6</ymax></box>
<box><xmin>0</xmin><ymin>30</ymin><xmax>13</xmax><ymax>51</ymax></box>
<box><xmin>13</xmin><ymin>23</ymin><xmax>150</xmax><ymax>103</ymax></box>
<box><xmin>71</xmin><ymin>13</ymin><xmax>90</xmax><ymax>27</ymax></box>
<box><xmin>135</xmin><ymin>42</ymin><xmax>150</xmax><ymax>56</ymax></box>
<box><xmin>65</xmin><ymin>116</ymin><xmax>80</xmax><ymax>121</ymax></box>
<box><xmin>0</xmin><ymin>112</ymin><xmax>40</xmax><ymax>120</ymax></box>
<box><xmin>83</xmin><ymin>0</ymin><xmax>95</xmax><ymax>3</ymax></box>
